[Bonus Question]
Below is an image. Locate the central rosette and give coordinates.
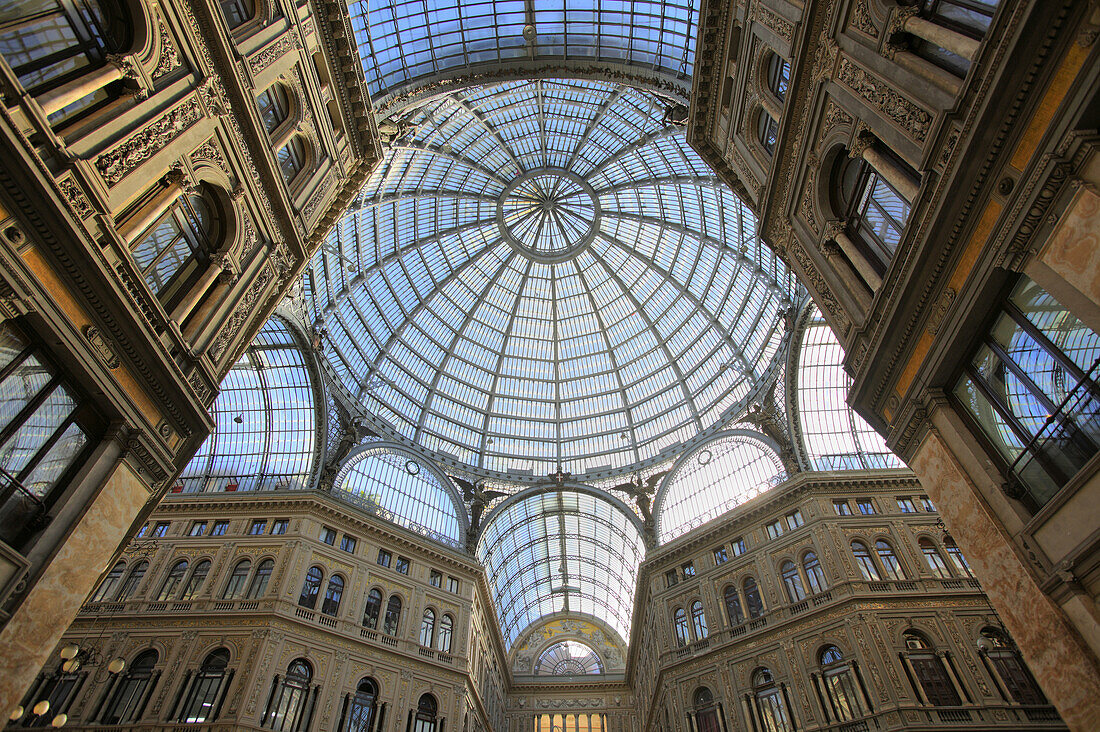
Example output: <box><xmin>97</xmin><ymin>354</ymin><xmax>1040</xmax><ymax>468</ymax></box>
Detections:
<box><xmin>498</xmin><ymin>169</ymin><xmax>600</xmax><ymax>260</ymax></box>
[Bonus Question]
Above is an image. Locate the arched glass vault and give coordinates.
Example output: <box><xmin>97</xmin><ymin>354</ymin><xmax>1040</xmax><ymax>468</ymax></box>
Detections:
<box><xmin>180</xmin><ymin>317</ymin><xmax>317</xmax><ymax>492</ymax></box>
<box><xmin>351</xmin><ymin>0</ymin><xmax>698</xmax><ymax>108</ymax></box>
<box><xmin>477</xmin><ymin>488</ymin><xmax>645</xmax><ymax>648</ymax></box>
<box><xmin>308</xmin><ymin>78</ymin><xmax>794</xmax><ymax>482</ymax></box>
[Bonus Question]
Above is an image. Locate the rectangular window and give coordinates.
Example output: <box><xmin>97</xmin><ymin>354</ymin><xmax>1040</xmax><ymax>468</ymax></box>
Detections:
<box><xmin>920</xmin><ymin>495</ymin><xmax>936</xmax><ymax>512</ymax></box>
<box><xmin>249</xmin><ymin>520</ymin><xmax>266</xmax><ymax>535</ymax></box>
<box><xmin>897</xmin><ymin>498</ymin><xmax>916</xmax><ymax>513</ymax></box>
<box><xmin>681</xmin><ymin>561</ymin><xmax>696</xmax><ymax>578</ymax></box>
<box><xmin>786</xmin><ymin>510</ymin><xmax>804</xmax><ymax>529</ymax></box>
<box><xmin>189</xmin><ymin>521</ymin><xmax>206</xmax><ymax>537</ymax></box>
<box><xmin>377</xmin><ymin>549</ymin><xmax>391</xmax><ymax>567</ymax></box>
<box><xmin>429</xmin><ymin>570</ymin><xmax>442</xmax><ymax>588</ymax></box>
<box><xmin>856</xmin><ymin>499</ymin><xmax>876</xmax><ymax>515</ymax></box>
<box><xmin>833</xmin><ymin>500</ymin><xmax>852</xmax><ymax>515</ymax></box>
<box><xmin>446</xmin><ymin>576</ymin><xmax>459</xmax><ymax>593</ymax></box>
<box><xmin>136</xmin><ymin>524</ymin><xmax>148</xmax><ymax>538</ymax></box>
<box><xmin>395</xmin><ymin>556</ymin><xmax>410</xmax><ymax>574</ymax></box>
<box><xmin>211</xmin><ymin>520</ymin><xmax>229</xmax><ymax>536</ymax></box>
<box><xmin>731</xmin><ymin>537</ymin><xmax>746</xmax><ymax>556</ymax></box>
<box><xmin>152</xmin><ymin>522</ymin><xmax>169</xmax><ymax>537</ymax></box>
<box><xmin>320</xmin><ymin>526</ymin><xmax>336</xmax><ymax>545</ymax></box>
<box><xmin>713</xmin><ymin>546</ymin><xmax>729</xmax><ymax>564</ymax></box>
<box><xmin>766</xmin><ymin>520</ymin><xmax>784</xmax><ymax>539</ymax></box>
<box><xmin>340</xmin><ymin>535</ymin><xmax>357</xmax><ymax>553</ymax></box>
<box><xmin>954</xmin><ymin>277</ymin><xmax>1099</xmax><ymax>509</ymax></box>
<box><xmin>0</xmin><ymin>324</ymin><xmax>98</xmax><ymax>545</ymax></box>
<box><xmin>272</xmin><ymin>519</ymin><xmax>289</xmax><ymax>535</ymax></box>
<box><xmin>665</xmin><ymin>569</ymin><xmax>678</xmax><ymax>588</ymax></box>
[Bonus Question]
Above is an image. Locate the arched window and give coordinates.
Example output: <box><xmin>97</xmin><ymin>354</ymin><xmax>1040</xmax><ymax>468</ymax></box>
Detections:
<box><xmin>130</xmin><ymin>190</ymin><xmax>219</xmax><ymax>307</ymax></box>
<box><xmin>803</xmin><ymin>552</ymin><xmax>827</xmax><ymax>594</ymax></box>
<box><xmin>298</xmin><ymin>566</ymin><xmax>323</xmax><ymax>609</ymax></box>
<box><xmin>833</xmin><ymin>154</ymin><xmax>912</xmax><ymax>264</ymax></box>
<box><xmin>321</xmin><ymin>575</ymin><xmax>344</xmax><ymax>616</ymax></box>
<box><xmin>101</xmin><ymin>650</ymin><xmax>158</xmax><ymax>724</ymax></box>
<box><xmin>978</xmin><ymin>628</ymin><xmax>1045</xmax><ymax>705</ymax></box>
<box><xmin>157</xmin><ymin>560</ymin><xmax>189</xmax><ymax>601</ymax></box>
<box><xmin>419</xmin><ymin>608</ymin><xmax>436</xmax><ymax>646</ymax></box>
<box><xmin>343</xmin><ymin>677</ymin><xmax>378</xmax><ymax>732</ymax></box>
<box><xmin>691</xmin><ymin>600</ymin><xmax>708</xmax><ymax>640</ymax></box>
<box><xmin>438</xmin><ymin>614</ymin><xmax>454</xmax><ymax>653</ymax></box>
<box><xmin>943</xmin><ymin>538</ymin><xmax>972</xmax><ymax>577</ymax></box>
<box><xmin>0</xmin><ymin>0</ymin><xmax>132</xmax><ymax>125</ymax></box>
<box><xmin>180</xmin><ymin>559</ymin><xmax>211</xmax><ymax>600</ymax></box>
<box><xmin>117</xmin><ymin>560</ymin><xmax>147</xmax><ymax>600</ymax></box>
<box><xmin>219</xmin><ymin>0</ymin><xmax>255</xmax><ymax>29</ymax></box>
<box><xmin>903</xmin><ymin>632</ymin><xmax>961</xmax><ymax>706</ymax></box>
<box><xmin>223</xmin><ymin>559</ymin><xmax>252</xmax><ymax>599</ymax></box>
<box><xmin>256</xmin><ymin>84</ymin><xmax>291</xmax><ymax>135</ymax></box>
<box><xmin>277</xmin><ymin>136</ymin><xmax>308</xmax><ymax>187</ymax></box>
<box><xmin>248</xmin><ymin>559</ymin><xmax>274</xmax><ymax>598</ymax></box>
<box><xmin>875</xmin><ymin>540</ymin><xmax>906</xmax><ymax>580</ymax></box>
<box><xmin>820</xmin><ymin>645</ymin><xmax>864</xmax><ymax>722</ymax></box>
<box><xmin>92</xmin><ymin>562</ymin><xmax>125</xmax><ymax>602</ymax></box>
<box><xmin>851</xmin><ymin>541</ymin><xmax>880</xmax><ymax>581</ymax></box>
<box><xmin>383</xmin><ymin>595</ymin><xmax>402</xmax><ymax>635</ymax></box>
<box><xmin>724</xmin><ymin>584</ymin><xmax>744</xmax><ymax>626</ymax></box>
<box><xmin>920</xmin><ymin>538</ymin><xmax>952</xmax><ymax>578</ymax></box>
<box><xmin>780</xmin><ymin>560</ymin><xmax>806</xmax><ymax>602</ymax></box>
<box><xmin>414</xmin><ymin>694</ymin><xmax>437</xmax><ymax>732</ymax></box>
<box><xmin>673</xmin><ymin>607</ymin><xmax>690</xmax><ymax>647</ymax></box>
<box><xmin>766</xmin><ymin>53</ymin><xmax>790</xmax><ymax>100</ymax></box>
<box><xmin>757</xmin><ymin>109</ymin><xmax>778</xmax><ymax>154</ymax></box>
<box><xmin>362</xmin><ymin>588</ymin><xmax>382</xmax><ymax>629</ymax></box>
<box><xmin>693</xmin><ymin>686</ymin><xmax>720</xmax><ymax>732</ymax></box>
<box><xmin>753</xmin><ymin>668</ymin><xmax>793</xmax><ymax>732</ymax></box>
<box><xmin>177</xmin><ymin>648</ymin><xmax>230</xmax><ymax>723</ymax></box>
<box><xmin>744</xmin><ymin>577</ymin><xmax>764</xmax><ymax>618</ymax></box>
<box><xmin>534</xmin><ymin>640</ymin><xmax>604</xmax><ymax>675</ymax></box>
<box><xmin>263</xmin><ymin>659</ymin><xmax>312</xmax><ymax>731</ymax></box>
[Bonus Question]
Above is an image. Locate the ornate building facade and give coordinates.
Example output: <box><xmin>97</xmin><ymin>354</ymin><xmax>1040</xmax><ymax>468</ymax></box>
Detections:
<box><xmin>11</xmin><ymin>466</ymin><xmax>1061</xmax><ymax>731</ymax></box>
<box><xmin>0</xmin><ymin>0</ymin><xmax>380</xmax><ymax>712</ymax></box>
<box><xmin>688</xmin><ymin>0</ymin><xmax>1099</xmax><ymax>727</ymax></box>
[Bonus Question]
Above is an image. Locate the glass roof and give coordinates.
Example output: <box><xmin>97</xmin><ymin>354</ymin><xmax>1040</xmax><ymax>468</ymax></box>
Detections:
<box><xmin>477</xmin><ymin>489</ymin><xmax>645</xmax><ymax>648</ymax></box>
<box><xmin>334</xmin><ymin>449</ymin><xmax>465</xmax><ymax>548</ymax></box>
<box><xmin>179</xmin><ymin>318</ymin><xmax>316</xmax><ymax>492</ymax></box>
<box><xmin>307</xmin><ymin>78</ymin><xmax>794</xmax><ymax>479</ymax></box>
<box><xmin>350</xmin><ymin>0</ymin><xmax>697</xmax><ymax>105</ymax></box>
<box><xmin>656</xmin><ymin>433</ymin><xmax>786</xmax><ymax>544</ymax></box>
<box><xmin>796</xmin><ymin>308</ymin><xmax>903</xmax><ymax>470</ymax></box>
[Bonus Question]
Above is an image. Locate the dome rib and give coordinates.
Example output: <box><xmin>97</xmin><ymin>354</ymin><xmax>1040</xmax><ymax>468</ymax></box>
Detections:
<box><xmin>587</xmin><ymin>243</ymin><xmax>705</xmax><ymax>436</ymax></box>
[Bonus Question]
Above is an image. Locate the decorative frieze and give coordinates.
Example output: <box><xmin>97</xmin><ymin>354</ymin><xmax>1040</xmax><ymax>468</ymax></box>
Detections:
<box><xmin>152</xmin><ymin>17</ymin><xmax>183</xmax><ymax>80</ymax></box>
<box><xmin>57</xmin><ymin>174</ymin><xmax>93</xmax><ymax>219</ymax></box>
<box><xmin>849</xmin><ymin>0</ymin><xmax>878</xmax><ymax>37</ymax></box>
<box><xmin>752</xmin><ymin>4</ymin><xmax>795</xmax><ymax>44</ymax></box>
<box><xmin>96</xmin><ymin>97</ymin><xmax>204</xmax><ymax>185</ymax></box>
<box><xmin>249</xmin><ymin>35</ymin><xmax>298</xmax><ymax>75</ymax></box>
<box><xmin>836</xmin><ymin>58</ymin><xmax>932</xmax><ymax>142</ymax></box>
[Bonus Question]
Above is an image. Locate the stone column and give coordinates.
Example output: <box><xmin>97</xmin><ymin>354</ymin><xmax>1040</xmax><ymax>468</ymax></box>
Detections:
<box><xmin>36</xmin><ymin>64</ymin><xmax>125</xmax><ymax>117</ymax></box>
<box><xmin>902</xmin><ymin>16</ymin><xmax>981</xmax><ymax>62</ymax></box>
<box><xmin>850</xmin><ymin>135</ymin><xmax>920</xmax><ymax>203</ymax></box>
<box><xmin>117</xmin><ymin>178</ymin><xmax>186</xmax><ymax>244</ymax></box>
<box><xmin>172</xmin><ymin>254</ymin><xmax>233</xmax><ymax>326</ymax></box>
<box><xmin>825</xmin><ymin>221</ymin><xmax>883</xmax><ymax>291</ymax></box>
<box><xmin>822</xmin><ymin>241</ymin><xmax>873</xmax><ymax>314</ymax></box>
<box><xmin>910</xmin><ymin>407</ymin><xmax>1100</xmax><ymax>731</ymax></box>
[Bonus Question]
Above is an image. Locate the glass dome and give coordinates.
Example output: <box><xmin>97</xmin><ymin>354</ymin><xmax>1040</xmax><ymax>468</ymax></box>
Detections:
<box><xmin>307</xmin><ymin>78</ymin><xmax>794</xmax><ymax>479</ymax></box>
